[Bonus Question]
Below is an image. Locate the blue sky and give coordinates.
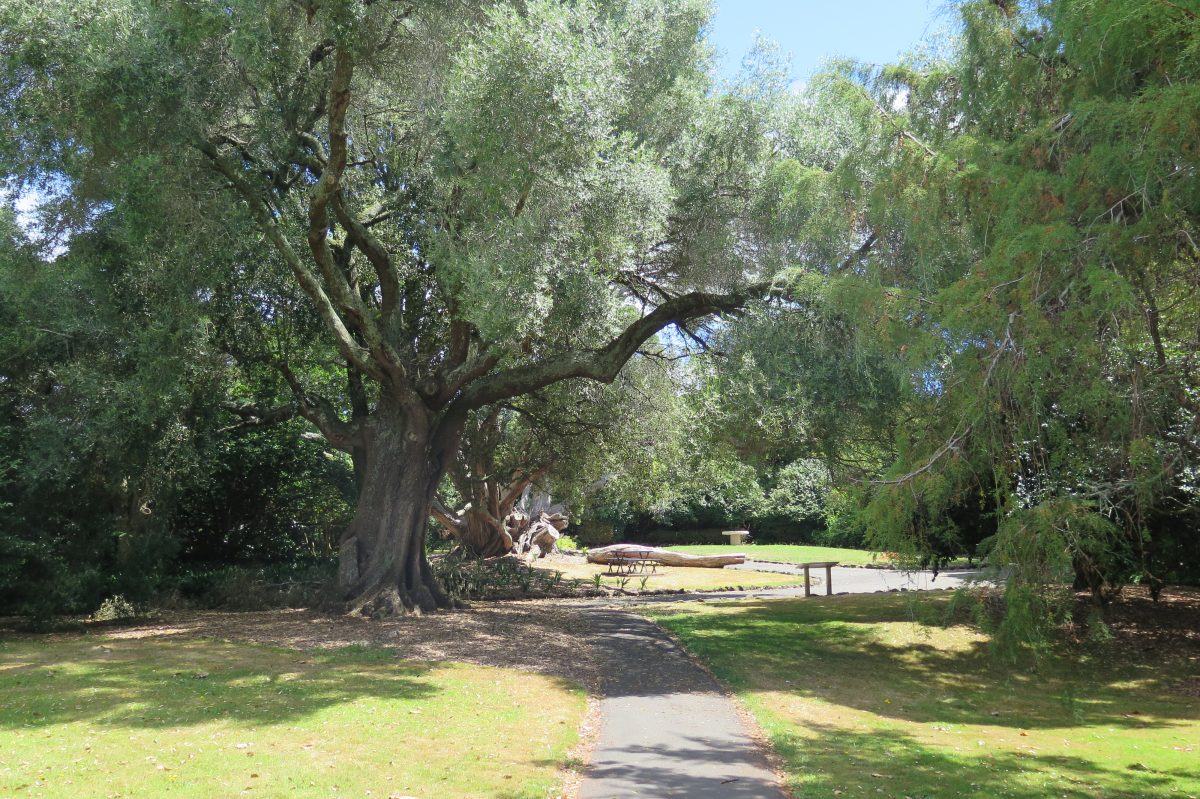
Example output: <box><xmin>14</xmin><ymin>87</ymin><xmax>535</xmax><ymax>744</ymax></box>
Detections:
<box><xmin>708</xmin><ymin>0</ymin><xmax>950</xmax><ymax>81</ymax></box>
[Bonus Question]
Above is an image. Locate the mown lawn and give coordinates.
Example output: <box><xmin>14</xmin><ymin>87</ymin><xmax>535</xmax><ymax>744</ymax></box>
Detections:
<box><xmin>664</xmin><ymin>544</ymin><xmax>880</xmax><ymax>567</ymax></box>
<box><xmin>538</xmin><ymin>559</ymin><xmax>805</xmax><ymax>592</ymax></box>
<box><xmin>0</xmin><ymin>636</ymin><xmax>585</xmax><ymax>799</ymax></box>
<box><xmin>644</xmin><ymin>593</ymin><xmax>1200</xmax><ymax>799</ymax></box>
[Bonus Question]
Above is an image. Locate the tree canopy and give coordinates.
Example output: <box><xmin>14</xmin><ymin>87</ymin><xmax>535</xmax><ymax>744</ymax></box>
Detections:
<box><xmin>1</xmin><ymin>0</ymin><xmax>1197</xmax><ymax>634</ymax></box>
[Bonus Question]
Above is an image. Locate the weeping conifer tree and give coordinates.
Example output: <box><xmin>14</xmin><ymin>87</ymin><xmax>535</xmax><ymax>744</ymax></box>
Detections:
<box><xmin>766</xmin><ymin>0</ymin><xmax>1200</xmax><ymax>648</ymax></box>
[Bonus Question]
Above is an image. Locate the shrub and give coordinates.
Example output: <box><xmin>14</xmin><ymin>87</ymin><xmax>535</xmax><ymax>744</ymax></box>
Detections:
<box><xmin>431</xmin><ymin>554</ymin><xmax>565</xmax><ymax>600</ymax></box>
<box><xmin>170</xmin><ymin>560</ymin><xmax>337</xmax><ymax>610</ymax></box>
<box><xmin>573</xmin><ymin>520</ymin><xmax>615</xmax><ymax>546</ymax></box>
<box><xmin>92</xmin><ymin>594</ymin><xmax>139</xmax><ymax>622</ymax></box>
<box><xmin>819</xmin><ymin>488</ymin><xmax>869</xmax><ymax>548</ymax></box>
<box><xmin>748</xmin><ymin>460</ymin><xmax>833</xmax><ymax>543</ymax></box>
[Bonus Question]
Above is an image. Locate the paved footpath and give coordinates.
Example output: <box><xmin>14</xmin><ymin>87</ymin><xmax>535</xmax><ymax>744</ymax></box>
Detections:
<box><xmin>726</xmin><ymin>563</ymin><xmax>983</xmax><ymax>595</ymax></box>
<box><xmin>577</xmin><ymin>568</ymin><xmax>985</xmax><ymax>797</ymax></box>
<box><xmin>579</xmin><ymin>609</ymin><xmax>788</xmax><ymax>799</ymax></box>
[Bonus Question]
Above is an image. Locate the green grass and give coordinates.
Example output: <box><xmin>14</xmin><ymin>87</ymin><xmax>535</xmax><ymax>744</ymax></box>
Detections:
<box><xmin>0</xmin><ymin>635</ymin><xmax>585</xmax><ymax>798</ymax></box>
<box><xmin>643</xmin><ymin>593</ymin><xmax>1200</xmax><ymax>799</ymax></box>
<box><xmin>664</xmin><ymin>544</ymin><xmax>881</xmax><ymax>567</ymax></box>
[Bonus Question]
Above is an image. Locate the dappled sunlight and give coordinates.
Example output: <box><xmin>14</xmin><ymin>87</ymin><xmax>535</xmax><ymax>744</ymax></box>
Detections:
<box><xmin>767</xmin><ymin>720</ymin><xmax>1199</xmax><ymax>799</ymax></box>
<box><xmin>0</xmin><ymin>636</ymin><xmax>585</xmax><ymax>798</ymax></box>
<box><xmin>0</xmin><ymin>638</ymin><xmax>441</xmax><ymax>729</ymax></box>
<box><xmin>646</xmin><ymin>593</ymin><xmax>1200</xmax><ymax>798</ymax></box>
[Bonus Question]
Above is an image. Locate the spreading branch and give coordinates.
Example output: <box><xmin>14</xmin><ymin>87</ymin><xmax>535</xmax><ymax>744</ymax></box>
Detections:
<box><xmin>458</xmin><ymin>284</ymin><xmax>768</xmax><ymax>409</ymax></box>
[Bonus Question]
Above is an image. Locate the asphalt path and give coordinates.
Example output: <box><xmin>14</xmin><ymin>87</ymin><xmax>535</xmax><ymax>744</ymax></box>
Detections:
<box><xmin>578</xmin><ymin>609</ymin><xmax>788</xmax><ymax>799</ymax></box>
<box><xmin>727</xmin><ymin>562</ymin><xmax>984</xmax><ymax>594</ymax></box>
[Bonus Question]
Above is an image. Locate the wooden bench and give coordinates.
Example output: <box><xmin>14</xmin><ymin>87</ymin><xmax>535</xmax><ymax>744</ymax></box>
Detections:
<box><xmin>800</xmin><ymin>561</ymin><xmax>839</xmax><ymax>597</ymax></box>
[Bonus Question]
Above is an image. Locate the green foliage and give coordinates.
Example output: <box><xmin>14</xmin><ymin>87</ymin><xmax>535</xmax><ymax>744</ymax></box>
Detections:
<box><xmin>818</xmin><ymin>488</ymin><xmax>870</xmax><ymax>549</ymax></box>
<box><xmin>169</xmin><ymin>560</ymin><xmax>338</xmax><ymax>611</ymax></box>
<box><xmin>1</xmin><ymin>0</ymin><xmax>798</xmax><ymax>608</ymax></box>
<box><xmin>756</xmin><ymin>459</ymin><xmax>833</xmax><ymax>540</ymax></box>
<box><xmin>173</xmin><ymin>423</ymin><xmax>355</xmax><ymax>564</ymax></box>
<box><xmin>0</xmin><ymin>207</ymin><xmax>354</xmax><ymax>616</ymax></box>
<box><xmin>91</xmin><ymin>594</ymin><xmax>139</xmax><ymax>622</ymax></box>
<box><xmin>720</xmin><ymin>0</ymin><xmax>1200</xmax><ymax>645</ymax></box>
<box><xmin>572</xmin><ymin>521</ymin><xmax>615</xmax><ymax>547</ymax></box>
<box><xmin>431</xmin><ymin>554</ymin><xmax>564</xmax><ymax>600</ymax></box>
<box><xmin>4</xmin><ymin>0</ymin><xmax>1198</xmax><ymax>633</ymax></box>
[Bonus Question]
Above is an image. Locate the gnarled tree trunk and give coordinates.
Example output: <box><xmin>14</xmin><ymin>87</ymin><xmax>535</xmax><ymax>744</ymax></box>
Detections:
<box><xmin>337</xmin><ymin>404</ymin><xmax>462</xmax><ymax>617</ymax></box>
<box><xmin>430</xmin><ymin>406</ymin><xmax>556</xmax><ymax>558</ymax></box>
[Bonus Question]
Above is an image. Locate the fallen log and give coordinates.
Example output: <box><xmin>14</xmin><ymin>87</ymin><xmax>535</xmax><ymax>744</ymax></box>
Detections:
<box><xmin>586</xmin><ymin>544</ymin><xmax>746</xmax><ymax>568</ymax></box>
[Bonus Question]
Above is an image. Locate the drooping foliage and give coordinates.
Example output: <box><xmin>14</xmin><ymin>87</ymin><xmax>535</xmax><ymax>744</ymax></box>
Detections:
<box><xmin>723</xmin><ymin>0</ymin><xmax>1200</xmax><ymax>647</ymax></box>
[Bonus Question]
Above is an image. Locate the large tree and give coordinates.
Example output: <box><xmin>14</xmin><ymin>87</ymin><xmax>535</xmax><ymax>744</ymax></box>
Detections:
<box><xmin>752</xmin><ymin>0</ymin><xmax>1200</xmax><ymax>639</ymax></box>
<box><xmin>2</xmin><ymin>0</ymin><xmax>791</xmax><ymax>614</ymax></box>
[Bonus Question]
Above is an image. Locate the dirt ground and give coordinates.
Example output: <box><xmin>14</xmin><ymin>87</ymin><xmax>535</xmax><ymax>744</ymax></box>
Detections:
<box><xmin>19</xmin><ymin>601</ymin><xmax>603</xmax><ymax>691</ymax></box>
<box><xmin>4</xmin><ymin>583</ymin><xmax>1197</xmax><ymax>696</ymax></box>
<box><xmin>1081</xmin><ymin>585</ymin><xmax>1200</xmax><ymax>698</ymax></box>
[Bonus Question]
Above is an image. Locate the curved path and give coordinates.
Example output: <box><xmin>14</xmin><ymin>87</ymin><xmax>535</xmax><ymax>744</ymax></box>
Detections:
<box><xmin>577</xmin><ymin>568</ymin><xmax>985</xmax><ymax>797</ymax></box>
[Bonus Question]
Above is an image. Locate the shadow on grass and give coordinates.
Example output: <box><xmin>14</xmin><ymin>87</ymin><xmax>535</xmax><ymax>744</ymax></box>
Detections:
<box><xmin>649</xmin><ymin>594</ymin><xmax>1200</xmax><ymax>731</ymax></box>
<box><xmin>582</xmin><ymin>735</ymin><xmax>784</xmax><ymax>798</ymax></box>
<box><xmin>770</xmin><ymin>720</ymin><xmax>1200</xmax><ymax>799</ymax></box>
<box><xmin>0</xmin><ymin>637</ymin><xmax>441</xmax><ymax>729</ymax></box>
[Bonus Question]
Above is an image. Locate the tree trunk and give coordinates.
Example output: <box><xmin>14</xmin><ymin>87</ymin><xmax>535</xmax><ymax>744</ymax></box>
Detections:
<box><xmin>456</xmin><ymin>507</ymin><xmax>514</xmax><ymax>557</ymax></box>
<box><xmin>338</xmin><ymin>404</ymin><xmax>460</xmax><ymax>617</ymax></box>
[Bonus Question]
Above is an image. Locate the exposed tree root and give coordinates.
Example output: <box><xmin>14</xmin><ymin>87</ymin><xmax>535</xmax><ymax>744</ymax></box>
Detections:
<box><xmin>347</xmin><ymin>580</ymin><xmax>459</xmax><ymax>618</ymax></box>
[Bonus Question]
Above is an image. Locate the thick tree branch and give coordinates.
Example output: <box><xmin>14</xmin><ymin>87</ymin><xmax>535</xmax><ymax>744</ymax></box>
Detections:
<box><xmin>499</xmin><ymin>466</ymin><xmax>547</xmax><ymax>510</ymax></box>
<box><xmin>197</xmin><ymin>140</ymin><xmax>380</xmax><ymax>380</ymax></box>
<box><xmin>306</xmin><ymin>48</ymin><xmax>405</xmax><ymax>382</ymax></box>
<box><xmin>836</xmin><ymin>231</ymin><xmax>877</xmax><ymax>272</ymax></box>
<box><xmin>458</xmin><ymin>284</ymin><xmax>767</xmax><ymax>409</ymax></box>
<box><xmin>332</xmin><ymin>195</ymin><xmax>402</xmax><ymax>318</ymax></box>
<box><xmin>218</xmin><ymin>401</ymin><xmax>298</xmax><ymax>434</ymax></box>
<box><xmin>437</xmin><ymin>349</ymin><xmax>503</xmax><ymax>405</ymax></box>
<box><xmin>430</xmin><ymin>495</ymin><xmax>465</xmax><ymax>535</ymax></box>
<box><xmin>278</xmin><ymin>362</ymin><xmax>364</xmax><ymax>451</ymax></box>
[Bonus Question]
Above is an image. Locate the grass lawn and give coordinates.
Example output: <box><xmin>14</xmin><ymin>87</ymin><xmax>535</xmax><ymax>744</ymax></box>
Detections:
<box><xmin>536</xmin><ymin>560</ymin><xmax>805</xmax><ymax>592</ymax></box>
<box><xmin>643</xmin><ymin>593</ymin><xmax>1200</xmax><ymax>799</ymax></box>
<box><xmin>664</xmin><ymin>544</ymin><xmax>881</xmax><ymax>567</ymax></box>
<box><xmin>0</xmin><ymin>635</ymin><xmax>585</xmax><ymax>799</ymax></box>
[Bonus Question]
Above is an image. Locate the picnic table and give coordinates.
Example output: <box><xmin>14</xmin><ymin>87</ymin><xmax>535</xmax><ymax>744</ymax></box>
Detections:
<box><xmin>800</xmin><ymin>561</ymin><xmax>839</xmax><ymax>597</ymax></box>
<box><xmin>602</xmin><ymin>548</ymin><xmax>661</xmax><ymax>576</ymax></box>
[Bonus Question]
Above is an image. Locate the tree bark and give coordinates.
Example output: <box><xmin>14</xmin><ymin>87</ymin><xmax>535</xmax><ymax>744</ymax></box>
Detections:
<box><xmin>337</xmin><ymin>402</ymin><xmax>461</xmax><ymax>616</ymax></box>
<box><xmin>456</xmin><ymin>507</ymin><xmax>514</xmax><ymax>558</ymax></box>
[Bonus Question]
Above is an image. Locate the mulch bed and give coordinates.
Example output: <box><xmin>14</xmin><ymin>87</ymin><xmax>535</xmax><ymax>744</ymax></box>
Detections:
<box><xmin>1085</xmin><ymin>585</ymin><xmax>1200</xmax><ymax>655</ymax></box>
